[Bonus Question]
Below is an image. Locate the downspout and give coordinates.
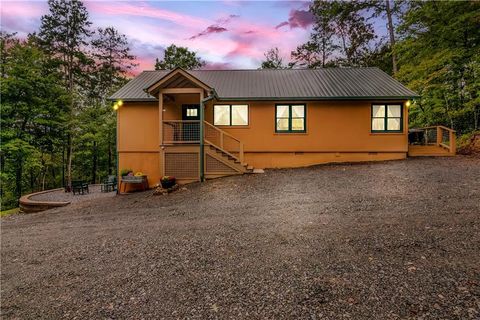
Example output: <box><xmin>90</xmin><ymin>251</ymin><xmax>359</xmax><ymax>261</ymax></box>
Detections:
<box><xmin>200</xmin><ymin>89</ymin><xmax>218</xmax><ymax>182</ymax></box>
<box><xmin>115</xmin><ymin>104</ymin><xmax>119</xmax><ymax>194</ymax></box>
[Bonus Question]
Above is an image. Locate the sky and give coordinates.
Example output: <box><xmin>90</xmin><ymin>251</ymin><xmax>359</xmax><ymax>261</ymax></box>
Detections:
<box><xmin>1</xmin><ymin>1</ymin><xmax>388</xmax><ymax>75</ymax></box>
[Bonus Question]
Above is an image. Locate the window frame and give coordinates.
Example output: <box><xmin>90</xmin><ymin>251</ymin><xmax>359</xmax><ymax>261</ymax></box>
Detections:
<box><xmin>371</xmin><ymin>103</ymin><xmax>403</xmax><ymax>133</ymax></box>
<box><xmin>213</xmin><ymin>104</ymin><xmax>249</xmax><ymax>126</ymax></box>
<box><xmin>275</xmin><ymin>104</ymin><xmax>307</xmax><ymax>133</ymax></box>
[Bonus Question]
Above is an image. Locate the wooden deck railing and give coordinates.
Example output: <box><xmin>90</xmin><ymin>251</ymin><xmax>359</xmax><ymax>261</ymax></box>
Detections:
<box><xmin>162</xmin><ymin>120</ymin><xmax>245</xmax><ymax>163</ymax></box>
<box><xmin>204</xmin><ymin>121</ymin><xmax>244</xmax><ymax>164</ymax></box>
<box><xmin>162</xmin><ymin>120</ymin><xmax>200</xmax><ymax>144</ymax></box>
<box><xmin>410</xmin><ymin>125</ymin><xmax>456</xmax><ymax>154</ymax></box>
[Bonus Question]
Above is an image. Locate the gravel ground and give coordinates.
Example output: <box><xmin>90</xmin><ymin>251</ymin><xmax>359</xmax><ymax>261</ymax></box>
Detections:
<box><xmin>29</xmin><ymin>185</ymin><xmax>116</xmax><ymax>204</ymax></box>
<box><xmin>1</xmin><ymin>157</ymin><xmax>480</xmax><ymax>319</ymax></box>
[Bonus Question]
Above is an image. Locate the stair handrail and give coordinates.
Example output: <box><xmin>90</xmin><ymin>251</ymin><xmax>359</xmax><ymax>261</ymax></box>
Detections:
<box><xmin>203</xmin><ymin>121</ymin><xmax>244</xmax><ymax>164</ymax></box>
<box><xmin>417</xmin><ymin>125</ymin><xmax>456</xmax><ymax>133</ymax></box>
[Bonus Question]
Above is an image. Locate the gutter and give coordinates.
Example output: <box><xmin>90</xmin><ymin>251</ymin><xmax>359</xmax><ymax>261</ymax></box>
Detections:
<box><xmin>111</xmin><ymin>95</ymin><xmax>420</xmax><ymax>102</ymax></box>
<box><xmin>199</xmin><ymin>89</ymin><xmax>218</xmax><ymax>182</ymax></box>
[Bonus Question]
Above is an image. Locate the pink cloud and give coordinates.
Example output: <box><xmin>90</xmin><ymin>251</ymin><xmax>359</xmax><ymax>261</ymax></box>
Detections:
<box><xmin>275</xmin><ymin>21</ymin><xmax>289</xmax><ymax>29</ymax></box>
<box><xmin>189</xmin><ymin>25</ymin><xmax>228</xmax><ymax>40</ymax></box>
<box><xmin>0</xmin><ymin>1</ymin><xmax>47</xmax><ymax>35</ymax></box>
<box><xmin>1</xmin><ymin>1</ymin><xmax>46</xmax><ymax>18</ymax></box>
<box><xmin>86</xmin><ymin>1</ymin><xmax>209</xmax><ymax>28</ymax></box>
<box><xmin>215</xmin><ymin>14</ymin><xmax>239</xmax><ymax>24</ymax></box>
<box><xmin>275</xmin><ymin>9</ymin><xmax>314</xmax><ymax>29</ymax></box>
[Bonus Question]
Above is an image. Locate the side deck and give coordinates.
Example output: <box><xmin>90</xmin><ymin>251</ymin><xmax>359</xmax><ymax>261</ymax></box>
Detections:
<box><xmin>408</xmin><ymin>126</ymin><xmax>456</xmax><ymax>157</ymax></box>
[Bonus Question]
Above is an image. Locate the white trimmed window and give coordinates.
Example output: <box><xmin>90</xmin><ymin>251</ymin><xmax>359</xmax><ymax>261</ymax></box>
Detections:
<box><xmin>214</xmin><ymin>105</ymin><xmax>248</xmax><ymax>126</ymax></box>
<box><xmin>275</xmin><ymin>104</ymin><xmax>306</xmax><ymax>133</ymax></box>
<box><xmin>371</xmin><ymin>104</ymin><xmax>403</xmax><ymax>132</ymax></box>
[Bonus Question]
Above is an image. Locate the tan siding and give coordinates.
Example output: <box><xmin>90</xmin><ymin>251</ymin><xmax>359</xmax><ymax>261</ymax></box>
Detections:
<box><xmin>205</xmin><ymin>100</ymin><xmax>408</xmax><ymax>153</ymax></box>
<box><xmin>118</xmin><ymin>102</ymin><xmax>159</xmax><ymax>151</ymax></box>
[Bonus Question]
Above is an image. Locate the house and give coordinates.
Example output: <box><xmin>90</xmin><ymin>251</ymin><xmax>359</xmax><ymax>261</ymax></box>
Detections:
<box><xmin>110</xmin><ymin>67</ymin><xmax>456</xmax><ymax>187</ymax></box>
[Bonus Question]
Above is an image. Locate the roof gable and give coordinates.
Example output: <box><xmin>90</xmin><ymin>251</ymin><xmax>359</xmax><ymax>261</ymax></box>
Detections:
<box><xmin>146</xmin><ymin>67</ymin><xmax>211</xmax><ymax>96</ymax></box>
<box><xmin>110</xmin><ymin>68</ymin><xmax>419</xmax><ymax>101</ymax></box>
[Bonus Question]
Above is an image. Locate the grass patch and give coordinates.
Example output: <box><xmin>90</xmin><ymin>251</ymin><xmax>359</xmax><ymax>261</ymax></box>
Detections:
<box><xmin>1</xmin><ymin>208</ymin><xmax>20</xmax><ymax>217</ymax></box>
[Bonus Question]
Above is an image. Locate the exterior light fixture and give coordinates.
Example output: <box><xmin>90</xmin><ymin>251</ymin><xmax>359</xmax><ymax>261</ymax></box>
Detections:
<box><xmin>405</xmin><ymin>100</ymin><xmax>411</xmax><ymax>107</ymax></box>
<box><xmin>113</xmin><ymin>103</ymin><xmax>119</xmax><ymax>111</ymax></box>
<box><xmin>117</xmin><ymin>100</ymin><xmax>124</xmax><ymax>106</ymax></box>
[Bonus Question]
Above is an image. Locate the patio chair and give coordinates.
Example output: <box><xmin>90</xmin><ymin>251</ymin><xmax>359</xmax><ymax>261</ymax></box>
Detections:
<box><xmin>72</xmin><ymin>180</ymin><xmax>89</xmax><ymax>195</ymax></box>
<box><xmin>101</xmin><ymin>175</ymin><xmax>117</xmax><ymax>192</ymax></box>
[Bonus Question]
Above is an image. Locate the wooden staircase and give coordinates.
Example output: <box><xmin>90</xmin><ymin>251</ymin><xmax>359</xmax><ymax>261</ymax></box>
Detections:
<box><xmin>203</xmin><ymin>121</ymin><xmax>253</xmax><ymax>179</ymax></box>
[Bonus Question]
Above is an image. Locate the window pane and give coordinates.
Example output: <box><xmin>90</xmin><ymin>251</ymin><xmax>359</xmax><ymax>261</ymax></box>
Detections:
<box><xmin>292</xmin><ymin>118</ymin><xmax>304</xmax><ymax>131</ymax></box>
<box><xmin>387</xmin><ymin>105</ymin><xmax>401</xmax><ymax>117</ymax></box>
<box><xmin>372</xmin><ymin>105</ymin><xmax>385</xmax><ymax>117</ymax></box>
<box><xmin>372</xmin><ymin>118</ymin><xmax>385</xmax><ymax>131</ymax></box>
<box><xmin>187</xmin><ymin>108</ymin><xmax>197</xmax><ymax>117</ymax></box>
<box><xmin>231</xmin><ymin>105</ymin><xmax>248</xmax><ymax>125</ymax></box>
<box><xmin>291</xmin><ymin>105</ymin><xmax>304</xmax><ymax>117</ymax></box>
<box><xmin>387</xmin><ymin>118</ymin><xmax>401</xmax><ymax>131</ymax></box>
<box><xmin>214</xmin><ymin>105</ymin><xmax>230</xmax><ymax>125</ymax></box>
<box><xmin>277</xmin><ymin>105</ymin><xmax>289</xmax><ymax>117</ymax></box>
<box><xmin>276</xmin><ymin>118</ymin><xmax>289</xmax><ymax>131</ymax></box>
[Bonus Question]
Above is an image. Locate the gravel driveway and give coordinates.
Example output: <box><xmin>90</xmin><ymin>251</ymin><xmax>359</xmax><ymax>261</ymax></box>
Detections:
<box><xmin>1</xmin><ymin>157</ymin><xmax>479</xmax><ymax>319</ymax></box>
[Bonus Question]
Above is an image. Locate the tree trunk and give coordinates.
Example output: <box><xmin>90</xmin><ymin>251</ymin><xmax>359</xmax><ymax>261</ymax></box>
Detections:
<box><xmin>92</xmin><ymin>140</ymin><xmax>97</xmax><ymax>184</ymax></box>
<box><xmin>15</xmin><ymin>157</ymin><xmax>22</xmax><ymax>202</ymax></box>
<box><xmin>385</xmin><ymin>0</ymin><xmax>398</xmax><ymax>74</ymax></box>
<box><xmin>62</xmin><ymin>144</ymin><xmax>65</xmax><ymax>188</ymax></box>
<box><xmin>474</xmin><ymin>105</ymin><xmax>479</xmax><ymax>130</ymax></box>
<box><xmin>108</xmin><ymin>131</ymin><xmax>113</xmax><ymax>176</ymax></box>
<box><xmin>30</xmin><ymin>167</ymin><xmax>34</xmax><ymax>192</ymax></box>
<box><xmin>0</xmin><ymin>151</ymin><xmax>4</xmax><ymax>198</ymax></box>
<box><xmin>66</xmin><ymin>53</ymin><xmax>74</xmax><ymax>190</ymax></box>
<box><xmin>66</xmin><ymin>133</ymin><xmax>73</xmax><ymax>190</ymax></box>
<box><xmin>108</xmin><ymin>138</ymin><xmax>113</xmax><ymax>175</ymax></box>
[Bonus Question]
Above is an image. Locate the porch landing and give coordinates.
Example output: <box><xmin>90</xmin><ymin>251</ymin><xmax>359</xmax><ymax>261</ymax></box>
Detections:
<box><xmin>408</xmin><ymin>145</ymin><xmax>454</xmax><ymax>157</ymax></box>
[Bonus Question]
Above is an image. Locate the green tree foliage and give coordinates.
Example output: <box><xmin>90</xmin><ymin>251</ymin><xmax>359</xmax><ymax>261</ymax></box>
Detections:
<box><xmin>155</xmin><ymin>44</ymin><xmax>204</xmax><ymax>70</ymax></box>
<box><xmin>291</xmin><ymin>18</ymin><xmax>337</xmax><ymax>68</ymax></box>
<box><xmin>396</xmin><ymin>1</ymin><xmax>480</xmax><ymax>132</ymax></box>
<box><xmin>293</xmin><ymin>0</ymin><xmax>376</xmax><ymax>67</ymax></box>
<box><xmin>1</xmin><ymin>35</ymin><xmax>68</xmax><ymax>207</ymax></box>
<box><xmin>0</xmin><ymin>1</ymin><xmax>136</xmax><ymax>209</ymax></box>
<box><xmin>38</xmin><ymin>0</ymin><xmax>93</xmax><ymax>188</ymax></box>
<box><xmin>82</xmin><ymin>26</ymin><xmax>136</xmax><ymax>182</ymax></box>
<box><xmin>260</xmin><ymin>47</ymin><xmax>286</xmax><ymax>69</ymax></box>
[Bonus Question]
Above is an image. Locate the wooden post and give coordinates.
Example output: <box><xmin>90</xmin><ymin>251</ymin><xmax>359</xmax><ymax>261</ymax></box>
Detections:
<box><xmin>199</xmin><ymin>91</ymin><xmax>205</xmax><ymax>182</ymax></box>
<box><xmin>159</xmin><ymin>92</ymin><xmax>164</xmax><ymax>177</ymax></box>
<box><xmin>449</xmin><ymin>130</ymin><xmax>456</xmax><ymax>154</ymax></box>
<box><xmin>239</xmin><ymin>142</ymin><xmax>244</xmax><ymax>165</ymax></box>
<box><xmin>220</xmin><ymin>132</ymin><xmax>224</xmax><ymax>149</ymax></box>
<box><xmin>436</xmin><ymin>126</ymin><xmax>442</xmax><ymax>147</ymax></box>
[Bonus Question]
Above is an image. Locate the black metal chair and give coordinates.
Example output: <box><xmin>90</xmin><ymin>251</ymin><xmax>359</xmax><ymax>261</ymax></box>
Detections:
<box><xmin>101</xmin><ymin>175</ymin><xmax>117</xmax><ymax>192</ymax></box>
<box><xmin>72</xmin><ymin>180</ymin><xmax>89</xmax><ymax>195</ymax></box>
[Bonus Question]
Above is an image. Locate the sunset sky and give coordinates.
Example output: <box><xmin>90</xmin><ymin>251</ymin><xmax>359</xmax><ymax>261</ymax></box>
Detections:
<box><xmin>1</xmin><ymin>1</ymin><xmax>388</xmax><ymax>75</ymax></box>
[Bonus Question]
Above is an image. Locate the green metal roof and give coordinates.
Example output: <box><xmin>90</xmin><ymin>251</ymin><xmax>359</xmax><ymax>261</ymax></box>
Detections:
<box><xmin>110</xmin><ymin>68</ymin><xmax>419</xmax><ymax>101</ymax></box>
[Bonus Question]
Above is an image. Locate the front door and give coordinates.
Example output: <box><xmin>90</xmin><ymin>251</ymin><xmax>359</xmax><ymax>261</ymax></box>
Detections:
<box><xmin>182</xmin><ymin>104</ymin><xmax>200</xmax><ymax>142</ymax></box>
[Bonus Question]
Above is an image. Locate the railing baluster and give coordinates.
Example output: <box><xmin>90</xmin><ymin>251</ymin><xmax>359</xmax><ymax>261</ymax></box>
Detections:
<box><xmin>162</xmin><ymin>120</ymin><xmax>201</xmax><ymax>144</ymax></box>
<box><xmin>239</xmin><ymin>142</ymin><xmax>244</xmax><ymax>164</ymax></box>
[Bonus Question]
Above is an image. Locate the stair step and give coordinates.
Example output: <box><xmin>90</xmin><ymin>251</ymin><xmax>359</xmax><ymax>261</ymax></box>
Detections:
<box><xmin>247</xmin><ymin>165</ymin><xmax>253</xmax><ymax>170</ymax></box>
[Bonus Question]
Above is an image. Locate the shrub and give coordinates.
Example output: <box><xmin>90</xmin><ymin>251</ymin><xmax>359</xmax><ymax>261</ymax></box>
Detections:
<box><xmin>161</xmin><ymin>176</ymin><xmax>175</xmax><ymax>182</ymax></box>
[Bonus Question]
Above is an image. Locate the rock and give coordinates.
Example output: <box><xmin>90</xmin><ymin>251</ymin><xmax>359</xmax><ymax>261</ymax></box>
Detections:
<box><xmin>153</xmin><ymin>184</ymin><xmax>180</xmax><ymax>196</ymax></box>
